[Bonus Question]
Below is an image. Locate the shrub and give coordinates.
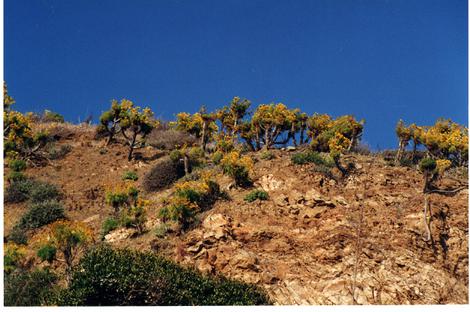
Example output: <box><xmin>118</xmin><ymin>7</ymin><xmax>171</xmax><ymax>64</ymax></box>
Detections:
<box><xmin>6</xmin><ymin>171</ymin><xmax>27</xmax><ymax>183</ymax></box>
<box><xmin>4</xmin><ymin>179</ymin><xmax>37</xmax><ymax>203</ymax></box>
<box><xmin>419</xmin><ymin>157</ymin><xmax>437</xmax><ymax>173</ymax></box>
<box><xmin>105</xmin><ymin>191</ymin><xmax>129</xmax><ymax>214</ymax></box>
<box><xmin>4</xmin><ymin>242</ymin><xmax>26</xmax><ymax>274</ymax></box>
<box><xmin>4</xmin><ymin>269</ymin><xmax>58</xmax><ymax>306</ymax></box>
<box><xmin>29</xmin><ymin>181</ymin><xmax>60</xmax><ymax>203</ymax></box>
<box><xmin>17</xmin><ymin>200</ymin><xmax>65</xmax><ymax>230</ymax></box>
<box><xmin>221</xmin><ymin>151</ymin><xmax>253</xmax><ymax>187</ymax></box>
<box><xmin>37</xmin><ymin>244</ymin><xmax>57</xmax><ymax>263</ymax></box>
<box><xmin>42</xmin><ymin>110</ymin><xmax>65</xmax><ymax>123</ymax></box>
<box><xmin>9</xmin><ymin>159</ymin><xmax>27</xmax><ymax>171</ymax></box>
<box><xmin>155</xmin><ymin>222</ymin><xmax>170</xmax><ymax>238</ymax></box>
<box><xmin>122</xmin><ymin>171</ymin><xmax>138</xmax><ymax>181</ymax></box>
<box><xmin>212</xmin><ymin>151</ymin><xmax>224</xmax><ymax>164</ymax></box>
<box><xmin>46</xmin><ymin>143</ymin><xmax>72</xmax><ymax>160</ymax></box>
<box><xmin>291</xmin><ymin>151</ymin><xmax>332</xmax><ymax>166</ymax></box>
<box><xmin>8</xmin><ymin>226</ymin><xmax>28</xmax><ymax>245</ymax></box>
<box><xmin>57</xmin><ymin>246</ymin><xmax>270</xmax><ymax>306</ymax></box>
<box><xmin>244</xmin><ymin>190</ymin><xmax>269</xmax><ymax>202</ymax></box>
<box><xmin>100</xmin><ymin>217</ymin><xmax>119</xmax><ymax>240</ymax></box>
<box><xmin>260</xmin><ymin>150</ymin><xmax>274</xmax><ymax>160</ymax></box>
<box><xmin>143</xmin><ymin>158</ymin><xmax>185</xmax><ymax>192</ymax></box>
<box><xmin>147</xmin><ymin>127</ymin><xmax>196</xmax><ymax>150</ymax></box>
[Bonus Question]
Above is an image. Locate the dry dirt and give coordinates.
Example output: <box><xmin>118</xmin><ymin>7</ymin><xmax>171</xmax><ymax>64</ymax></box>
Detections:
<box><xmin>4</xmin><ymin>123</ymin><xmax>469</xmax><ymax>305</ymax></box>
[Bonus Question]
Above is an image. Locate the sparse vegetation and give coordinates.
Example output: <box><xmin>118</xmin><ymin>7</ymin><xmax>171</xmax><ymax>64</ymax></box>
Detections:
<box><xmin>100</xmin><ymin>217</ymin><xmax>119</xmax><ymax>239</ymax></box>
<box><xmin>244</xmin><ymin>189</ymin><xmax>269</xmax><ymax>202</ymax></box>
<box><xmin>9</xmin><ymin>158</ymin><xmax>27</xmax><ymax>171</ymax></box>
<box><xmin>4</xmin><ymin>269</ymin><xmax>59</xmax><ymax>306</ymax></box>
<box><xmin>122</xmin><ymin>170</ymin><xmax>138</xmax><ymax>181</ymax></box>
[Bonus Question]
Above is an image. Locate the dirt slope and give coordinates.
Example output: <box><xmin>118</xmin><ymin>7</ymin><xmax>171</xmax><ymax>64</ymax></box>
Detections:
<box><xmin>4</xmin><ymin>124</ymin><xmax>468</xmax><ymax>305</ymax></box>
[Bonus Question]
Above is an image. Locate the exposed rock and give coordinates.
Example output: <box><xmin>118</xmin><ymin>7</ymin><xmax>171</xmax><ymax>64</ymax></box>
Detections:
<box><xmin>104</xmin><ymin>228</ymin><xmax>135</xmax><ymax>242</ymax></box>
<box><xmin>230</xmin><ymin>250</ymin><xmax>259</xmax><ymax>271</ymax></box>
<box><xmin>258</xmin><ymin>174</ymin><xmax>284</xmax><ymax>191</ymax></box>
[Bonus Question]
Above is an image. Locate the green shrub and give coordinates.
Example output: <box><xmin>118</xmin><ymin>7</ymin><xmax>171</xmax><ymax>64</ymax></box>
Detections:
<box><xmin>8</xmin><ymin>226</ymin><xmax>28</xmax><ymax>245</ymax></box>
<box><xmin>42</xmin><ymin>110</ymin><xmax>65</xmax><ymax>123</ymax></box>
<box><xmin>291</xmin><ymin>151</ymin><xmax>333</xmax><ymax>166</ymax></box>
<box><xmin>29</xmin><ymin>181</ymin><xmax>60</xmax><ymax>203</ymax></box>
<box><xmin>57</xmin><ymin>246</ymin><xmax>270</xmax><ymax>306</ymax></box>
<box><xmin>4</xmin><ymin>269</ymin><xmax>58</xmax><ymax>306</ymax></box>
<box><xmin>158</xmin><ymin>204</ymin><xmax>195</xmax><ymax>230</ymax></box>
<box><xmin>4</xmin><ymin>179</ymin><xmax>37</xmax><ymax>203</ymax></box>
<box><xmin>169</xmin><ymin>150</ymin><xmax>183</xmax><ymax>163</ymax></box>
<box><xmin>155</xmin><ymin>222</ymin><xmax>170</xmax><ymax>238</ymax></box>
<box><xmin>9</xmin><ymin>159</ymin><xmax>27</xmax><ymax>171</ymax></box>
<box><xmin>105</xmin><ymin>191</ymin><xmax>129</xmax><ymax>210</ymax></box>
<box><xmin>212</xmin><ymin>151</ymin><xmax>224</xmax><ymax>164</ymax></box>
<box><xmin>100</xmin><ymin>217</ymin><xmax>119</xmax><ymax>240</ymax></box>
<box><xmin>37</xmin><ymin>244</ymin><xmax>57</xmax><ymax>263</ymax></box>
<box><xmin>143</xmin><ymin>158</ymin><xmax>185</xmax><ymax>192</ymax></box>
<box><xmin>6</xmin><ymin>171</ymin><xmax>27</xmax><ymax>183</ymax></box>
<box><xmin>420</xmin><ymin>157</ymin><xmax>437</xmax><ymax>172</ymax></box>
<box><xmin>122</xmin><ymin>171</ymin><xmax>138</xmax><ymax>181</ymax></box>
<box><xmin>5</xmin><ymin>179</ymin><xmax>60</xmax><ymax>203</ymax></box>
<box><xmin>17</xmin><ymin>200</ymin><xmax>65</xmax><ymax>230</ymax></box>
<box><xmin>244</xmin><ymin>190</ymin><xmax>269</xmax><ymax>202</ymax></box>
<box><xmin>46</xmin><ymin>143</ymin><xmax>72</xmax><ymax>160</ymax></box>
<box><xmin>260</xmin><ymin>150</ymin><xmax>274</xmax><ymax>160</ymax></box>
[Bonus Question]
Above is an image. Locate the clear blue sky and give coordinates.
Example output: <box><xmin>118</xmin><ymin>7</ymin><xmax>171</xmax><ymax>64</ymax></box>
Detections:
<box><xmin>4</xmin><ymin>0</ymin><xmax>468</xmax><ymax>149</ymax></box>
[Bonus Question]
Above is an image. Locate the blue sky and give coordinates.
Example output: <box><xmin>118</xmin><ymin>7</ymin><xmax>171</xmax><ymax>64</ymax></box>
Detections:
<box><xmin>4</xmin><ymin>0</ymin><xmax>467</xmax><ymax>149</ymax></box>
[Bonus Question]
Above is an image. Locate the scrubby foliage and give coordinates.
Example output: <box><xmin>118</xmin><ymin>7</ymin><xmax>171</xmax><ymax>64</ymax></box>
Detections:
<box><xmin>221</xmin><ymin>151</ymin><xmax>253</xmax><ymax>187</ymax></box>
<box><xmin>100</xmin><ymin>217</ymin><xmax>119</xmax><ymax>240</ymax></box>
<box><xmin>147</xmin><ymin>123</ymin><xmax>196</xmax><ymax>150</ymax></box>
<box><xmin>394</xmin><ymin>118</ymin><xmax>468</xmax><ymax>167</ymax></box>
<box><xmin>5</xmin><ymin>178</ymin><xmax>59</xmax><ymax>203</ymax></box>
<box><xmin>98</xmin><ymin>99</ymin><xmax>158</xmax><ymax>160</ymax></box>
<box><xmin>37</xmin><ymin>244</ymin><xmax>57</xmax><ymax>263</ymax></box>
<box><xmin>16</xmin><ymin>200</ymin><xmax>65</xmax><ymax>230</ymax></box>
<box><xmin>244</xmin><ymin>189</ymin><xmax>269</xmax><ymax>202</ymax></box>
<box><xmin>159</xmin><ymin>172</ymin><xmax>223</xmax><ymax>230</ymax></box>
<box><xmin>8</xmin><ymin>158</ymin><xmax>27</xmax><ymax>171</ymax></box>
<box><xmin>174</xmin><ymin>106</ymin><xmax>218</xmax><ymax>151</ymax></box>
<box><xmin>143</xmin><ymin>158</ymin><xmax>186</xmax><ymax>192</ymax></box>
<box><xmin>4</xmin><ymin>242</ymin><xmax>27</xmax><ymax>274</ymax></box>
<box><xmin>4</xmin><ymin>269</ymin><xmax>59</xmax><ymax>306</ymax></box>
<box><xmin>57</xmin><ymin>246</ymin><xmax>271</xmax><ymax>306</ymax></box>
<box><xmin>291</xmin><ymin>151</ymin><xmax>333</xmax><ymax>166</ymax></box>
<box><xmin>122</xmin><ymin>170</ymin><xmax>138</xmax><ymax>181</ymax></box>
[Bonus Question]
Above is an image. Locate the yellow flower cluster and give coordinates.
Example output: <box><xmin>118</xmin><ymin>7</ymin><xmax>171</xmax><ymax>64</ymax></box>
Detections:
<box><xmin>436</xmin><ymin>159</ymin><xmax>452</xmax><ymax>174</ymax></box>
<box><xmin>220</xmin><ymin>151</ymin><xmax>253</xmax><ymax>171</ymax></box>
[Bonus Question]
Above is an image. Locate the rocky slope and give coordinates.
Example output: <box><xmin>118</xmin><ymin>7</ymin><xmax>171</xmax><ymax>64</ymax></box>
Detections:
<box><xmin>4</xmin><ymin>123</ymin><xmax>468</xmax><ymax>305</ymax></box>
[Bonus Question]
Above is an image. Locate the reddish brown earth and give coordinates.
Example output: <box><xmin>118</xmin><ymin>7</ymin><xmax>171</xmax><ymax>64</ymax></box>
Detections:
<box><xmin>4</xmin><ymin>123</ymin><xmax>468</xmax><ymax>305</ymax></box>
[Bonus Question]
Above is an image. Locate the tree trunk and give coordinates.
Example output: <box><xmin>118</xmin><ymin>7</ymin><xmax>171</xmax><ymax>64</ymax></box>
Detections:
<box><xmin>183</xmin><ymin>154</ymin><xmax>190</xmax><ymax>175</ymax></box>
<box><xmin>395</xmin><ymin>140</ymin><xmax>405</xmax><ymax>164</ymax></box>
<box><xmin>127</xmin><ymin>132</ymin><xmax>137</xmax><ymax>161</ymax></box>
<box><xmin>423</xmin><ymin>195</ymin><xmax>432</xmax><ymax>241</ymax></box>
<box><xmin>264</xmin><ymin>129</ymin><xmax>270</xmax><ymax>150</ymax></box>
<box><xmin>201</xmin><ymin>122</ymin><xmax>207</xmax><ymax>151</ymax></box>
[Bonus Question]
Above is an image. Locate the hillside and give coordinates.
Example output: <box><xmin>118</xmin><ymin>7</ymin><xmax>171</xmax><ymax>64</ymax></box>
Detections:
<box><xmin>4</xmin><ymin>122</ymin><xmax>468</xmax><ymax>305</ymax></box>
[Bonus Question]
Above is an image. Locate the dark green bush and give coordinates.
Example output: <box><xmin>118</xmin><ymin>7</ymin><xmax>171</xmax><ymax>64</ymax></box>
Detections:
<box><xmin>244</xmin><ymin>190</ymin><xmax>269</xmax><ymax>202</ymax></box>
<box><xmin>122</xmin><ymin>171</ymin><xmax>138</xmax><ymax>181</ymax></box>
<box><xmin>9</xmin><ymin>159</ymin><xmax>27</xmax><ymax>172</ymax></box>
<box><xmin>46</xmin><ymin>143</ymin><xmax>72</xmax><ymax>160</ymax></box>
<box><xmin>29</xmin><ymin>181</ymin><xmax>60</xmax><ymax>203</ymax></box>
<box><xmin>101</xmin><ymin>217</ymin><xmax>119</xmax><ymax>239</ymax></box>
<box><xmin>8</xmin><ymin>226</ymin><xmax>28</xmax><ymax>245</ymax></box>
<box><xmin>37</xmin><ymin>244</ymin><xmax>57</xmax><ymax>263</ymax></box>
<box><xmin>6</xmin><ymin>171</ymin><xmax>27</xmax><ymax>183</ymax></box>
<box><xmin>17</xmin><ymin>200</ymin><xmax>65</xmax><ymax>230</ymax></box>
<box><xmin>420</xmin><ymin>157</ymin><xmax>437</xmax><ymax>172</ymax></box>
<box><xmin>42</xmin><ymin>110</ymin><xmax>65</xmax><ymax>123</ymax></box>
<box><xmin>57</xmin><ymin>246</ymin><xmax>270</xmax><ymax>306</ymax></box>
<box><xmin>4</xmin><ymin>269</ymin><xmax>58</xmax><ymax>306</ymax></box>
<box><xmin>4</xmin><ymin>179</ymin><xmax>37</xmax><ymax>203</ymax></box>
<box><xmin>291</xmin><ymin>151</ymin><xmax>333</xmax><ymax>166</ymax></box>
<box><xmin>143</xmin><ymin>158</ymin><xmax>185</xmax><ymax>192</ymax></box>
<box><xmin>260</xmin><ymin>150</ymin><xmax>274</xmax><ymax>160</ymax></box>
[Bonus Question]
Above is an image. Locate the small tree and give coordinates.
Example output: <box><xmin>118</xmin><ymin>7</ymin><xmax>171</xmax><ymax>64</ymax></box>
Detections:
<box><xmin>99</xmin><ymin>99</ymin><xmax>158</xmax><ymax>160</ymax></box>
<box><xmin>32</xmin><ymin>221</ymin><xmax>93</xmax><ymax>283</ymax></box>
